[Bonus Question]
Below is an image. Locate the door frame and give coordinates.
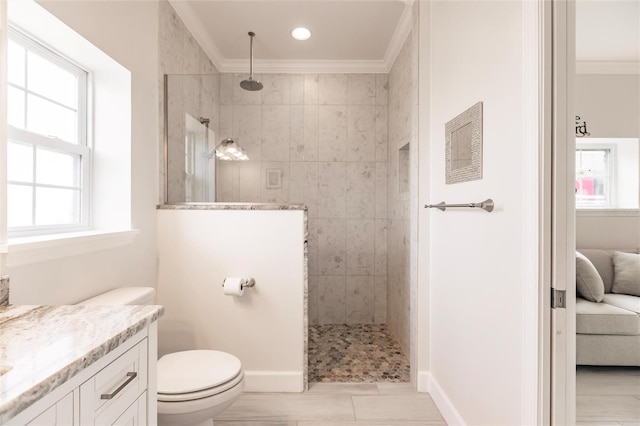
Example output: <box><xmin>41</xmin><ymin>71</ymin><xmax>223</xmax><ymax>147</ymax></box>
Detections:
<box><xmin>547</xmin><ymin>0</ymin><xmax>577</xmax><ymax>424</ymax></box>
<box><xmin>524</xmin><ymin>0</ymin><xmax>576</xmax><ymax>424</ymax></box>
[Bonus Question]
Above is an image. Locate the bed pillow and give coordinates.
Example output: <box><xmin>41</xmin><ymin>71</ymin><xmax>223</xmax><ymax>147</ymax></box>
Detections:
<box><xmin>576</xmin><ymin>251</ymin><xmax>605</xmax><ymax>302</ymax></box>
<box><xmin>611</xmin><ymin>251</ymin><xmax>640</xmax><ymax>297</ymax></box>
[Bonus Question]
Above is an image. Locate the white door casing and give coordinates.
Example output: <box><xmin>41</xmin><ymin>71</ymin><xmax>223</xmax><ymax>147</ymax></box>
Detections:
<box><xmin>550</xmin><ymin>0</ymin><xmax>577</xmax><ymax>425</ymax></box>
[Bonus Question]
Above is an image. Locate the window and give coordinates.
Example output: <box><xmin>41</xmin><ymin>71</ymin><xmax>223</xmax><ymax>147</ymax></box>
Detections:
<box><xmin>575</xmin><ymin>147</ymin><xmax>612</xmax><ymax>208</ymax></box>
<box><xmin>7</xmin><ymin>28</ymin><xmax>89</xmax><ymax>236</ymax></box>
<box><xmin>575</xmin><ymin>138</ymin><xmax>640</xmax><ymax>210</ymax></box>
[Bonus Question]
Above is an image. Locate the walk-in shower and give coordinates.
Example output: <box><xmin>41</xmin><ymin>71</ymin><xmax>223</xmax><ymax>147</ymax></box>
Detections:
<box><xmin>162</xmin><ymin>70</ymin><xmax>415</xmax><ymax>386</ymax></box>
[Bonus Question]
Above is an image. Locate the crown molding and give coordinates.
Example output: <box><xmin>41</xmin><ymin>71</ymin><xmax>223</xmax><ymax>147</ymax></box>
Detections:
<box><xmin>576</xmin><ymin>61</ymin><xmax>640</xmax><ymax>75</ymax></box>
<box><xmin>383</xmin><ymin>0</ymin><xmax>414</xmax><ymax>72</ymax></box>
<box><xmin>169</xmin><ymin>0</ymin><xmax>414</xmax><ymax>74</ymax></box>
<box><xmin>219</xmin><ymin>59</ymin><xmax>388</xmax><ymax>74</ymax></box>
<box><xmin>168</xmin><ymin>0</ymin><xmax>224</xmax><ymax>71</ymax></box>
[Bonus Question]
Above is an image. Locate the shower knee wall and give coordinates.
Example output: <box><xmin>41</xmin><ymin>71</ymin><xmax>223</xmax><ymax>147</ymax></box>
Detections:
<box><xmin>156</xmin><ymin>208</ymin><xmax>306</xmax><ymax>392</ymax></box>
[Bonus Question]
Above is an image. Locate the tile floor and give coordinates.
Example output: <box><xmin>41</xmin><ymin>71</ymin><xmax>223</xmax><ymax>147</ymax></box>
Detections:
<box><xmin>576</xmin><ymin>366</ymin><xmax>640</xmax><ymax>425</ymax></box>
<box><xmin>215</xmin><ymin>383</ymin><xmax>447</xmax><ymax>425</ymax></box>
<box><xmin>215</xmin><ymin>367</ymin><xmax>640</xmax><ymax>425</ymax></box>
<box><xmin>309</xmin><ymin>324</ymin><xmax>410</xmax><ymax>383</ymax></box>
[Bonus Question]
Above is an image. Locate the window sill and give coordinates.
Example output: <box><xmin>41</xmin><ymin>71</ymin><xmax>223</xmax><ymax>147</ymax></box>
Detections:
<box><xmin>0</xmin><ymin>229</ymin><xmax>139</xmax><ymax>267</ymax></box>
<box><xmin>576</xmin><ymin>209</ymin><xmax>640</xmax><ymax>217</ymax></box>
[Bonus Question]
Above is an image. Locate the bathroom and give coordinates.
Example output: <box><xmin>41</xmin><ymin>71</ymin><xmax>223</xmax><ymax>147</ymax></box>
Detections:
<box><xmin>0</xmin><ymin>0</ymin><xmax>588</xmax><ymax>424</ymax></box>
<box><xmin>2</xmin><ymin>0</ymin><xmax>421</xmax><ymax>421</ymax></box>
<box><xmin>158</xmin><ymin>0</ymin><xmax>419</xmax><ymax>389</ymax></box>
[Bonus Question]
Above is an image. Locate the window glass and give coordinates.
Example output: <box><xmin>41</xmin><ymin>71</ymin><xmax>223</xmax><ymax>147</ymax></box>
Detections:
<box><xmin>8</xmin><ymin>86</ymin><xmax>26</xmax><ymax>128</ymax></box>
<box><xmin>576</xmin><ymin>138</ymin><xmax>640</xmax><ymax>210</ymax></box>
<box><xmin>8</xmin><ymin>141</ymin><xmax>33</xmax><ymax>182</ymax></box>
<box><xmin>27</xmin><ymin>51</ymin><xmax>78</xmax><ymax>108</ymax></box>
<box><xmin>35</xmin><ymin>187</ymin><xmax>80</xmax><ymax>226</ymax></box>
<box><xmin>7</xmin><ymin>184</ymin><xmax>33</xmax><ymax>227</ymax></box>
<box><xmin>36</xmin><ymin>147</ymin><xmax>81</xmax><ymax>187</ymax></box>
<box><xmin>7</xmin><ymin>39</ymin><xmax>25</xmax><ymax>87</ymax></box>
<box><xmin>575</xmin><ymin>149</ymin><xmax>610</xmax><ymax>207</ymax></box>
<box><xmin>26</xmin><ymin>94</ymin><xmax>77</xmax><ymax>143</ymax></box>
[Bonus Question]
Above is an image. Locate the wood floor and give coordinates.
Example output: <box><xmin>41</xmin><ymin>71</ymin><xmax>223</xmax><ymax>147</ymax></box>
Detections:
<box><xmin>577</xmin><ymin>366</ymin><xmax>640</xmax><ymax>426</ymax></box>
<box><xmin>214</xmin><ymin>383</ymin><xmax>446</xmax><ymax>426</ymax></box>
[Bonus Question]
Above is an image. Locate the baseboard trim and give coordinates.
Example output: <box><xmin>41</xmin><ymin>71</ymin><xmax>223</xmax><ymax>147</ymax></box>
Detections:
<box><xmin>417</xmin><ymin>370</ymin><xmax>430</xmax><ymax>392</ymax></box>
<box><xmin>427</xmin><ymin>373</ymin><xmax>466</xmax><ymax>426</ymax></box>
<box><xmin>243</xmin><ymin>371</ymin><xmax>304</xmax><ymax>393</ymax></box>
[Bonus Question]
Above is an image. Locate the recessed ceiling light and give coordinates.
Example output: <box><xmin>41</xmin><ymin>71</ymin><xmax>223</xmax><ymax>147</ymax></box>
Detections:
<box><xmin>291</xmin><ymin>27</ymin><xmax>311</xmax><ymax>41</ymax></box>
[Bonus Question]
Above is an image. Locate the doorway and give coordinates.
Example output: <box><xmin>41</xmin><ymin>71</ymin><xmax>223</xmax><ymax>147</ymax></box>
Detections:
<box><xmin>573</xmin><ymin>0</ymin><xmax>640</xmax><ymax>423</ymax></box>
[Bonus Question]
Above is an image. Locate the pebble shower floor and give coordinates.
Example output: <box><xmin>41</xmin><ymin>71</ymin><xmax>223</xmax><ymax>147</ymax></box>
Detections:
<box><xmin>309</xmin><ymin>324</ymin><xmax>410</xmax><ymax>383</ymax></box>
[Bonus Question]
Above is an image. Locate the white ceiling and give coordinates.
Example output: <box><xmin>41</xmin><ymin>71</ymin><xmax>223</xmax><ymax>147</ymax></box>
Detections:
<box><xmin>169</xmin><ymin>0</ymin><xmax>413</xmax><ymax>73</ymax></box>
<box><xmin>169</xmin><ymin>0</ymin><xmax>640</xmax><ymax>74</ymax></box>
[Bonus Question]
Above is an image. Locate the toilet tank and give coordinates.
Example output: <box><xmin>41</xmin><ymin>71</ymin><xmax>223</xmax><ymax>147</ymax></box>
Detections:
<box><xmin>78</xmin><ymin>287</ymin><xmax>156</xmax><ymax>305</ymax></box>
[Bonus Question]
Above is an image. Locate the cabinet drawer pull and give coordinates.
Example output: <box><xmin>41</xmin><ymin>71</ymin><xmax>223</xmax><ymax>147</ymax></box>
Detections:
<box><xmin>101</xmin><ymin>372</ymin><xmax>137</xmax><ymax>400</ymax></box>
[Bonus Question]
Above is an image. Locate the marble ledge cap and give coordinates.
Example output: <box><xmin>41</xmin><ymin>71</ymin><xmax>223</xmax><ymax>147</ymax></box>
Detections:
<box><xmin>157</xmin><ymin>203</ymin><xmax>307</xmax><ymax>211</ymax></box>
<box><xmin>0</xmin><ymin>276</ymin><xmax>9</xmax><ymax>307</ymax></box>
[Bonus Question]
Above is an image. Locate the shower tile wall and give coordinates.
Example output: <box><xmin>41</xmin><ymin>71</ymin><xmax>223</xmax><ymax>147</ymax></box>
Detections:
<box><xmin>218</xmin><ymin>73</ymin><xmax>389</xmax><ymax>325</ymax></box>
<box><xmin>387</xmin><ymin>29</ymin><xmax>416</xmax><ymax>356</ymax></box>
<box><xmin>158</xmin><ymin>0</ymin><xmax>220</xmax><ymax>204</ymax></box>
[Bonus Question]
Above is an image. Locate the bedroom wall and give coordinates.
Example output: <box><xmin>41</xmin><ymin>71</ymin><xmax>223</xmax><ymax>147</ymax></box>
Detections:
<box><xmin>575</xmin><ymin>73</ymin><xmax>640</xmax><ymax>250</ymax></box>
<box><xmin>575</xmin><ymin>74</ymin><xmax>639</xmax><ymax>138</ymax></box>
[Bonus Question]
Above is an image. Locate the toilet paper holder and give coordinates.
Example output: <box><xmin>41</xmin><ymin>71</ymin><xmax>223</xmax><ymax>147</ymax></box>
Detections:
<box><xmin>222</xmin><ymin>277</ymin><xmax>256</xmax><ymax>290</ymax></box>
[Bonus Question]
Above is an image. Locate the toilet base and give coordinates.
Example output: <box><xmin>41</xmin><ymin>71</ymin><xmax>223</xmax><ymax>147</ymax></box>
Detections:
<box><xmin>157</xmin><ymin>374</ymin><xmax>243</xmax><ymax>426</ymax></box>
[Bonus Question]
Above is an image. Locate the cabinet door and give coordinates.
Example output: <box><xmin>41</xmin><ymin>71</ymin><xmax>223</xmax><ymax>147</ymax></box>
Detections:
<box><xmin>25</xmin><ymin>391</ymin><xmax>76</xmax><ymax>426</ymax></box>
<box><xmin>80</xmin><ymin>339</ymin><xmax>148</xmax><ymax>425</ymax></box>
<box><xmin>108</xmin><ymin>392</ymin><xmax>147</xmax><ymax>426</ymax></box>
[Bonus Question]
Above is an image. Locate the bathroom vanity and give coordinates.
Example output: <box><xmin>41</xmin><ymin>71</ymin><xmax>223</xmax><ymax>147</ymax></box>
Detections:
<box><xmin>0</xmin><ymin>304</ymin><xmax>164</xmax><ymax>425</ymax></box>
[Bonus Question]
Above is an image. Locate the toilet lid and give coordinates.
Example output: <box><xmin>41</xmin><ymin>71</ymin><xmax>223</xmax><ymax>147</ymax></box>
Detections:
<box><xmin>157</xmin><ymin>350</ymin><xmax>242</xmax><ymax>394</ymax></box>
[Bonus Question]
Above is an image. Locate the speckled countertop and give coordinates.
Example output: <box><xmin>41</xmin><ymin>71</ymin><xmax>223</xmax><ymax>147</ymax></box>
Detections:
<box><xmin>158</xmin><ymin>202</ymin><xmax>307</xmax><ymax>210</ymax></box>
<box><xmin>0</xmin><ymin>304</ymin><xmax>164</xmax><ymax>423</ymax></box>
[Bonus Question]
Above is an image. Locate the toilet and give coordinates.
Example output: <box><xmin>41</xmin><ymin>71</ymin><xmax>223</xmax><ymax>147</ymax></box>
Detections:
<box><xmin>79</xmin><ymin>287</ymin><xmax>244</xmax><ymax>426</ymax></box>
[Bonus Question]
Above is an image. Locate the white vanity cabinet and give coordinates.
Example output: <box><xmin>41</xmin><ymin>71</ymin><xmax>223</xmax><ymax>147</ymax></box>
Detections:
<box><xmin>24</xmin><ymin>392</ymin><xmax>75</xmax><ymax>426</ymax></box>
<box><xmin>4</xmin><ymin>323</ymin><xmax>158</xmax><ymax>426</ymax></box>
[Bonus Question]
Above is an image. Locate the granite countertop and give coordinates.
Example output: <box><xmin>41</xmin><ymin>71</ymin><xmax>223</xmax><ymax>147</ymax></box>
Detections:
<box><xmin>158</xmin><ymin>202</ymin><xmax>307</xmax><ymax>211</ymax></box>
<box><xmin>0</xmin><ymin>304</ymin><xmax>164</xmax><ymax>423</ymax></box>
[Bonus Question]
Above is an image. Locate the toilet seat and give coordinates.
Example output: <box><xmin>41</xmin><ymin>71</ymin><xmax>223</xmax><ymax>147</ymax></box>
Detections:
<box><xmin>157</xmin><ymin>350</ymin><xmax>244</xmax><ymax>403</ymax></box>
<box><xmin>158</xmin><ymin>370</ymin><xmax>244</xmax><ymax>402</ymax></box>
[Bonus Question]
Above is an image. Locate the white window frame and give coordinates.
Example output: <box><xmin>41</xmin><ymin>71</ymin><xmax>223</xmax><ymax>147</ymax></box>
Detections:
<box><xmin>7</xmin><ymin>26</ymin><xmax>90</xmax><ymax>237</ymax></box>
<box><xmin>575</xmin><ymin>143</ymin><xmax>615</xmax><ymax>209</ymax></box>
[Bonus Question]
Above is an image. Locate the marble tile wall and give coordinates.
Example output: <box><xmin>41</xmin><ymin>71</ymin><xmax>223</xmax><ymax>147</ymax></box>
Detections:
<box><xmin>387</xmin><ymin>31</ymin><xmax>415</xmax><ymax>355</ymax></box>
<box><xmin>159</xmin><ymin>1</ymin><xmax>220</xmax><ymax>204</ymax></box>
<box><xmin>218</xmin><ymin>73</ymin><xmax>389</xmax><ymax>325</ymax></box>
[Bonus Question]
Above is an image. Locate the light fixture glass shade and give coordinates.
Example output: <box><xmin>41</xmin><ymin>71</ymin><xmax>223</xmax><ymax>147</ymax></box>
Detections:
<box><xmin>214</xmin><ymin>138</ymin><xmax>249</xmax><ymax>161</ymax></box>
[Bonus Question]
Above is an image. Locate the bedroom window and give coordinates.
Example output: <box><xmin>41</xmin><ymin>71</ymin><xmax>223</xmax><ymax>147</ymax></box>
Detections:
<box><xmin>7</xmin><ymin>27</ymin><xmax>90</xmax><ymax>236</ymax></box>
<box><xmin>575</xmin><ymin>147</ymin><xmax>612</xmax><ymax>208</ymax></box>
<box><xmin>575</xmin><ymin>138</ymin><xmax>640</xmax><ymax>210</ymax></box>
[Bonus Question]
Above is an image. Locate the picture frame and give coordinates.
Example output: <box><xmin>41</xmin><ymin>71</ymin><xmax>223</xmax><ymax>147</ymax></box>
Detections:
<box><xmin>445</xmin><ymin>102</ymin><xmax>483</xmax><ymax>184</ymax></box>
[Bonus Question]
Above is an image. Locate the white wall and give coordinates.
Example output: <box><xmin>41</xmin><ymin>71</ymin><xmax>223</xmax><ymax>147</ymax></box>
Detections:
<box><xmin>575</xmin><ymin>74</ymin><xmax>640</xmax><ymax>247</ymax></box>
<box><xmin>156</xmin><ymin>208</ymin><xmax>306</xmax><ymax>392</ymax></box>
<box><xmin>576</xmin><ymin>215</ymin><xmax>640</xmax><ymax>249</ymax></box>
<box><xmin>8</xmin><ymin>1</ymin><xmax>159</xmax><ymax>304</ymax></box>
<box><xmin>575</xmin><ymin>74</ymin><xmax>639</xmax><ymax>138</ymax></box>
<box><xmin>424</xmin><ymin>1</ymin><xmax>529</xmax><ymax>424</ymax></box>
